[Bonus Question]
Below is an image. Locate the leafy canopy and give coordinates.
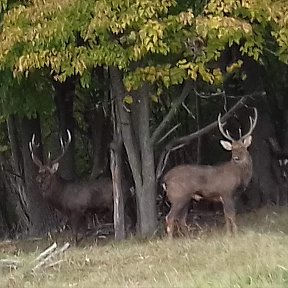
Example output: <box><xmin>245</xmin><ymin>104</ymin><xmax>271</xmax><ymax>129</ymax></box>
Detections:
<box><xmin>0</xmin><ymin>0</ymin><xmax>287</xmax><ymax>91</ymax></box>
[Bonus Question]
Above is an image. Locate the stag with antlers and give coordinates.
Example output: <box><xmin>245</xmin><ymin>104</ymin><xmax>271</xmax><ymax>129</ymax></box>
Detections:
<box><xmin>162</xmin><ymin>108</ymin><xmax>258</xmax><ymax>239</ymax></box>
<box><xmin>29</xmin><ymin>130</ymin><xmax>115</xmax><ymax>244</ymax></box>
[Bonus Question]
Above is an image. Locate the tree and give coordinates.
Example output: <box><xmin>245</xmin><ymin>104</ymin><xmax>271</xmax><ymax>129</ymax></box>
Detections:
<box><xmin>0</xmin><ymin>0</ymin><xmax>287</xmax><ymax>237</ymax></box>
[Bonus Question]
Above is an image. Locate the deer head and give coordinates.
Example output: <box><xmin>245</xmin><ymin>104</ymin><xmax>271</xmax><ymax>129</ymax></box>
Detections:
<box><xmin>29</xmin><ymin>130</ymin><xmax>72</xmax><ymax>189</ymax></box>
<box><xmin>218</xmin><ymin>108</ymin><xmax>258</xmax><ymax>164</ymax></box>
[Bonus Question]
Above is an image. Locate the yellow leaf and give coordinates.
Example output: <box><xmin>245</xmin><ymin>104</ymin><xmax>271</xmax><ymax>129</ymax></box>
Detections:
<box><xmin>123</xmin><ymin>95</ymin><xmax>133</xmax><ymax>104</ymax></box>
<box><xmin>151</xmin><ymin>95</ymin><xmax>159</xmax><ymax>103</ymax></box>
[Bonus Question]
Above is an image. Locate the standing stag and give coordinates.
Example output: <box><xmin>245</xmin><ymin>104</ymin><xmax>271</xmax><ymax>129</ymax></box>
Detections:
<box><xmin>162</xmin><ymin>108</ymin><xmax>258</xmax><ymax>239</ymax></box>
<box><xmin>29</xmin><ymin>130</ymin><xmax>116</xmax><ymax>243</ymax></box>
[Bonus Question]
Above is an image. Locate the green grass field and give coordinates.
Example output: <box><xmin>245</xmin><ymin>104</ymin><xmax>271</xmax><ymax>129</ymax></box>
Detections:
<box><xmin>1</xmin><ymin>206</ymin><xmax>288</xmax><ymax>288</ymax></box>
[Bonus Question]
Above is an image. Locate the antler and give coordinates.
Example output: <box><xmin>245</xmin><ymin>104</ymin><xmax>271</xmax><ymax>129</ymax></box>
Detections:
<box><xmin>218</xmin><ymin>107</ymin><xmax>258</xmax><ymax>142</ymax></box>
<box><xmin>239</xmin><ymin>107</ymin><xmax>258</xmax><ymax>140</ymax></box>
<box><xmin>29</xmin><ymin>134</ymin><xmax>43</xmax><ymax>168</ymax></box>
<box><xmin>50</xmin><ymin>129</ymin><xmax>72</xmax><ymax>164</ymax></box>
<box><xmin>217</xmin><ymin>114</ymin><xmax>235</xmax><ymax>142</ymax></box>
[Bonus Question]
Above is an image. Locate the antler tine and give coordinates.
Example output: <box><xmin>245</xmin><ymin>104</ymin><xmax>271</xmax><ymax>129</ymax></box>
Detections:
<box><xmin>240</xmin><ymin>107</ymin><xmax>258</xmax><ymax>140</ymax></box>
<box><xmin>47</xmin><ymin>151</ymin><xmax>52</xmax><ymax>163</ymax></box>
<box><xmin>51</xmin><ymin>129</ymin><xmax>72</xmax><ymax>164</ymax></box>
<box><xmin>218</xmin><ymin>113</ymin><xmax>235</xmax><ymax>142</ymax></box>
<box><xmin>59</xmin><ymin>137</ymin><xmax>64</xmax><ymax>150</ymax></box>
<box><xmin>30</xmin><ymin>134</ymin><xmax>40</xmax><ymax>148</ymax></box>
<box><xmin>238</xmin><ymin>127</ymin><xmax>242</xmax><ymax>138</ymax></box>
<box><xmin>29</xmin><ymin>134</ymin><xmax>43</xmax><ymax>168</ymax></box>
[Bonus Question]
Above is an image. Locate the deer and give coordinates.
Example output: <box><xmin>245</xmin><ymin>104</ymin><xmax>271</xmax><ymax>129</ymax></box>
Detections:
<box><xmin>162</xmin><ymin>108</ymin><xmax>258</xmax><ymax>239</ymax></box>
<box><xmin>29</xmin><ymin>130</ymin><xmax>134</xmax><ymax>244</ymax></box>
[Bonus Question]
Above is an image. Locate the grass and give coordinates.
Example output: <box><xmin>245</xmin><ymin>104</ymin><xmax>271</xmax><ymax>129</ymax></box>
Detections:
<box><xmin>1</xmin><ymin>206</ymin><xmax>288</xmax><ymax>287</ymax></box>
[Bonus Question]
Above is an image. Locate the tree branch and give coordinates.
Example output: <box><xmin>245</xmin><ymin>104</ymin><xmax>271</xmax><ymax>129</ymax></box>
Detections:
<box><xmin>151</xmin><ymin>80</ymin><xmax>193</xmax><ymax>145</ymax></box>
<box><xmin>156</xmin><ymin>91</ymin><xmax>265</xmax><ymax>180</ymax></box>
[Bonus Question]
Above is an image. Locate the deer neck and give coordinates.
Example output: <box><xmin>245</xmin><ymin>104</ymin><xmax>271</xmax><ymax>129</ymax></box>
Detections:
<box><xmin>43</xmin><ymin>174</ymin><xmax>66</xmax><ymax>204</ymax></box>
<box><xmin>234</xmin><ymin>154</ymin><xmax>253</xmax><ymax>188</ymax></box>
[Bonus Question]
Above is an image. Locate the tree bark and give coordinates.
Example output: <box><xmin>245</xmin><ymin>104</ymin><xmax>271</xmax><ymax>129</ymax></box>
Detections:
<box><xmin>135</xmin><ymin>85</ymin><xmax>157</xmax><ymax>236</ymax></box>
<box><xmin>6</xmin><ymin>116</ymin><xmax>30</xmax><ymax>234</ymax></box>
<box><xmin>110</xmin><ymin>67</ymin><xmax>142</xmax><ymax>231</ymax></box>
<box><xmin>7</xmin><ymin>116</ymin><xmax>23</xmax><ymax>174</ymax></box>
<box><xmin>110</xmin><ymin>100</ymin><xmax>125</xmax><ymax>240</ymax></box>
<box><xmin>87</xmin><ymin>106</ymin><xmax>109</xmax><ymax>178</ymax></box>
<box><xmin>110</xmin><ymin>67</ymin><xmax>158</xmax><ymax>236</ymax></box>
<box><xmin>196</xmin><ymin>91</ymin><xmax>202</xmax><ymax>164</ymax></box>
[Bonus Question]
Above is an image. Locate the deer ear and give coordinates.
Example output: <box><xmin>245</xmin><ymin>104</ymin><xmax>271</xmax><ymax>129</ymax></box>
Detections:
<box><xmin>243</xmin><ymin>135</ymin><xmax>252</xmax><ymax>147</ymax></box>
<box><xmin>220</xmin><ymin>140</ymin><xmax>232</xmax><ymax>151</ymax></box>
<box><xmin>51</xmin><ymin>162</ymin><xmax>59</xmax><ymax>173</ymax></box>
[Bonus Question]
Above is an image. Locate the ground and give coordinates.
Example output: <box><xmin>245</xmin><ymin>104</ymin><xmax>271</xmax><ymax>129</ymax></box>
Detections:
<box><xmin>1</xmin><ymin>206</ymin><xmax>288</xmax><ymax>287</ymax></box>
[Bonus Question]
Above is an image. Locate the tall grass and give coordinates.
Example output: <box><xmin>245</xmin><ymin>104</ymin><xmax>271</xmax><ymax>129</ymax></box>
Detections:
<box><xmin>1</xmin><ymin>206</ymin><xmax>288</xmax><ymax>288</ymax></box>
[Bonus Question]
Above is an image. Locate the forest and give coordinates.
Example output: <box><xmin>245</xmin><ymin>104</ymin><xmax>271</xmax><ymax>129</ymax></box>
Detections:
<box><xmin>0</xmin><ymin>0</ymin><xmax>288</xmax><ymax>244</ymax></box>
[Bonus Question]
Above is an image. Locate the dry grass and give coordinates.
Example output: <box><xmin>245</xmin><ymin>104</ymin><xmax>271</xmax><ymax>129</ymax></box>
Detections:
<box><xmin>1</xmin><ymin>206</ymin><xmax>288</xmax><ymax>287</ymax></box>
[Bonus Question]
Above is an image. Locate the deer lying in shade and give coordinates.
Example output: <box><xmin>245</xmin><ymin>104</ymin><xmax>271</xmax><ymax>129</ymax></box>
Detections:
<box><xmin>162</xmin><ymin>108</ymin><xmax>258</xmax><ymax>239</ymax></box>
<box><xmin>29</xmin><ymin>130</ymin><xmax>135</xmax><ymax>244</ymax></box>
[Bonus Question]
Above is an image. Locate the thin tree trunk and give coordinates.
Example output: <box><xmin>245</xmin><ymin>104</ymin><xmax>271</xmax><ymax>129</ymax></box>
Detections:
<box><xmin>110</xmin><ymin>99</ymin><xmax>125</xmax><ymax>240</ymax></box>
<box><xmin>87</xmin><ymin>67</ymin><xmax>111</xmax><ymax>178</ymax></box>
<box><xmin>196</xmin><ymin>92</ymin><xmax>202</xmax><ymax>164</ymax></box>
<box><xmin>87</xmin><ymin>107</ymin><xmax>107</xmax><ymax>178</ymax></box>
<box><xmin>54</xmin><ymin>78</ymin><xmax>76</xmax><ymax>180</ymax></box>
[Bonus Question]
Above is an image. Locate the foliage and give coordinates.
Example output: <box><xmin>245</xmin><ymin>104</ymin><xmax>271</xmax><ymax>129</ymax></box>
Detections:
<box><xmin>0</xmin><ymin>70</ymin><xmax>54</xmax><ymax>117</ymax></box>
<box><xmin>0</xmin><ymin>0</ymin><xmax>286</xmax><ymax>96</ymax></box>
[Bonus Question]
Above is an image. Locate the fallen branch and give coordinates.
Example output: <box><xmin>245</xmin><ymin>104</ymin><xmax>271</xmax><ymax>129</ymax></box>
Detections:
<box><xmin>33</xmin><ymin>242</ymin><xmax>57</xmax><ymax>263</ymax></box>
<box><xmin>0</xmin><ymin>241</ymin><xmax>70</xmax><ymax>273</ymax></box>
<box><xmin>46</xmin><ymin>259</ymin><xmax>64</xmax><ymax>269</ymax></box>
<box><xmin>0</xmin><ymin>259</ymin><xmax>22</xmax><ymax>269</ymax></box>
<box><xmin>32</xmin><ymin>242</ymin><xmax>70</xmax><ymax>272</ymax></box>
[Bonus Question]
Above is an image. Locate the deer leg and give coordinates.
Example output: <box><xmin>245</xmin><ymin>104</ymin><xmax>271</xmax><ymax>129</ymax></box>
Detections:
<box><xmin>222</xmin><ymin>197</ymin><xmax>237</xmax><ymax>235</ymax></box>
<box><xmin>80</xmin><ymin>214</ymin><xmax>88</xmax><ymax>239</ymax></box>
<box><xmin>71</xmin><ymin>213</ymin><xmax>85</xmax><ymax>245</ymax></box>
<box><xmin>178</xmin><ymin>202</ymin><xmax>190</xmax><ymax>237</ymax></box>
<box><xmin>165</xmin><ymin>210</ymin><xmax>175</xmax><ymax>240</ymax></box>
<box><xmin>166</xmin><ymin>200</ymin><xmax>190</xmax><ymax>239</ymax></box>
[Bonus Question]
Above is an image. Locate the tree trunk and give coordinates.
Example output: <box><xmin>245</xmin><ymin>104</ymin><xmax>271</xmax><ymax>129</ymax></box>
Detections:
<box><xmin>0</xmin><ymin>157</ymin><xmax>14</xmax><ymax>238</ymax></box>
<box><xmin>87</xmin><ymin>106</ymin><xmax>109</xmax><ymax>178</ymax></box>
<box><xmin>135</xmin><ymin>85</ymin><xmax>157</xmax><ymax>236</ymax></box>
<box><xmin>110</xmin><ymin>100</ymin><xmax>125</xmax><ymax>240</ymax></box>
<box><xmin>110</xmin><ymin>67</ymin><xmax>142</xmax><ymax>230</ymax></box>
<box><xmin>110</xmin><ymin>67</ymin><xmax>157</xmax><ymax>236</ymax></box>
<box><xmin>7</xmin><ymin>116</ymin><xmax>23</xmax><ymax>174</ymax></box>
<box><xmin>196</xmin><ymin>91</ymin><xmax>202</xmax><ymax>164</ymax></box>
<box><xmin>6</xmin><ymin>116</ymin><xmax>30</xmax><ymax>235</ymax></box>
<box><xmin>54</xmin><ymin>78</ymin><xmax>76</xmax><ymax>180</ymax></box>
